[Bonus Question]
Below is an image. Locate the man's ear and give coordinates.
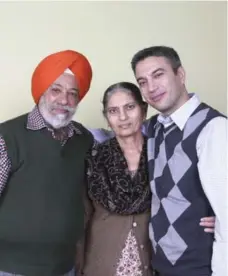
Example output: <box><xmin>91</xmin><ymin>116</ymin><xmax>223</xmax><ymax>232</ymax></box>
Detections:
<box><xmin>177</xmin><ymin>66</ymin><xmax>186</xmax><ymax>84</ymax></box>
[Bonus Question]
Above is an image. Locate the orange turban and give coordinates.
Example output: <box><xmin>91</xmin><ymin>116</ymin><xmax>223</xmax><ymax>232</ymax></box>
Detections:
<box><xmin>31</xmin><ymin>50</ymin><xmax>92</xmax><ymax>104</ymax></box>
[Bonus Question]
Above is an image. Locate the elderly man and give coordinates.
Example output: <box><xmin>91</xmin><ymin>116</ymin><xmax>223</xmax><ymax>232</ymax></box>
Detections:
<box><xmin>0</xmin><ymin>50</ymin><xmax>93</xmax><ymax>276</ymax></box>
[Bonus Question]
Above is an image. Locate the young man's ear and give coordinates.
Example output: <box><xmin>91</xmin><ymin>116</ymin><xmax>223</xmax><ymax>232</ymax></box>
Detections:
<box><xmin>177</xmin><ymin>66</ymin><xmax>186</xmax><ymax>84</ymax></box>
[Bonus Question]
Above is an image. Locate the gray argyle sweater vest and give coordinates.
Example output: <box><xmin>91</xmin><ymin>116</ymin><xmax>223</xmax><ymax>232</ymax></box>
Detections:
<box><xmin>147</xmin><ymin>103</ymin><xmax>224</xmax><ymax>276</ymax></box>
<box><xmin>0</xmin><ymin>114</ymin><xmax>93</xmax><ymax>276</ymax></box>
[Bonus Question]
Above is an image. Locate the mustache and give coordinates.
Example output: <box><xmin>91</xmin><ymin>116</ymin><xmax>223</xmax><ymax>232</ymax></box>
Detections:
<box><xmin>49</xmin><ymin>103</ymin><xmax>76</xmax><ymax>113</ymax></box>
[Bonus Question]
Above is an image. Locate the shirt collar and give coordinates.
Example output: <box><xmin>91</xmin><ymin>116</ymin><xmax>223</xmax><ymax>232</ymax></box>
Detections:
<box><xmin>27</xmin><ymin>106</ymin><xmax>46</xmax><ymax>130</ymax></box>
<box><xmin>27</xmin><ymin>105</ymin><xmax>82</xmax><ymax>135</ymax></box>
<box><xmin>157</xmin><ymin>93</ymin><xmax>201</xmax><ymax>130</ymax></box>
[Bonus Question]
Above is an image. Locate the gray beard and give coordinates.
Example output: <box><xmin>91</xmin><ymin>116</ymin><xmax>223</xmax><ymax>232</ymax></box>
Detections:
<box><xmin>38</xmin><ymin>95</ymin><xmax>76</xmax><ymax>129</ymax></box>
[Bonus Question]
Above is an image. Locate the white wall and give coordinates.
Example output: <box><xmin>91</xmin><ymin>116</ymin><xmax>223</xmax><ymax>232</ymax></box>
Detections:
<box><xmin>0</xmin><ymin>1</ymin><xmax>226</xmax><ymax>127</ymax></box>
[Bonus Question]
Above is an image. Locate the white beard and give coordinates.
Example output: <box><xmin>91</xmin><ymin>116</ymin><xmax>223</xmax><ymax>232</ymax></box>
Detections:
<box><xmin>38</xmin><ymin>95</ymin><xmax>76</xmax><ymax>129</ymax></box>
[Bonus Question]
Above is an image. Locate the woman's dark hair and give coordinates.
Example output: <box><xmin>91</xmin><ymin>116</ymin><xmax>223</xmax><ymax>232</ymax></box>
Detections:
<box><xmin>102</xmin><ymin>81</ymin><xmax>148</xmax><ymax>115</ymax></box>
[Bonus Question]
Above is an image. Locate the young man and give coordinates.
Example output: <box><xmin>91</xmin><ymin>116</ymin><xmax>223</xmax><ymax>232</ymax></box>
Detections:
<box><xmin>131</xmin><ymin>46</ymin><xmax>227</xmax><ymax>276</ymax></box>
<box><xmin>0</xmin><ymin>50</ymin><xmax>93</xmax><ymax>276</ymax></box>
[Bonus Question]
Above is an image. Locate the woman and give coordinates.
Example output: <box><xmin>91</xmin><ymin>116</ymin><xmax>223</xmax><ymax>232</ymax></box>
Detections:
<box><xmin>77</xmin><ymin>82</ymin><xmax>215</xmax><ymax>276</ymax></box>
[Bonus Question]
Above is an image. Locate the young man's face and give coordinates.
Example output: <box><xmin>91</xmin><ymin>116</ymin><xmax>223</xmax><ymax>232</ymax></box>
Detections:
<box><xmin>135</xmin><ymin>56</ymin><xmax>187</xmax><ymax>115</ymax></box>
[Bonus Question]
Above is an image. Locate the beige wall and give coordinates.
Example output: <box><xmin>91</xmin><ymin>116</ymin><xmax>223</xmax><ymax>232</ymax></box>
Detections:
<box><xmin>0</xmin><ymin>1</ymin><xmax>226</xmax><ymax>128</ymax></box>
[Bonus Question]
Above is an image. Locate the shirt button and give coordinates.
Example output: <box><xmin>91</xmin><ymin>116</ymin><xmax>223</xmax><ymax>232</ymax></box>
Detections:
<box><xmin>140</xmin><ymin>244</ymin><xmax>144</xmax><ymax>249</ymax></box>
<box><xmin>133</xmin><ymin>222</ymin><xmax>137</xmax><ymax>227</ymax></box>
<box><xmin>144</xmin><ymin>265</ymin><xmax>148</xmax><ymax>270</ymax></box>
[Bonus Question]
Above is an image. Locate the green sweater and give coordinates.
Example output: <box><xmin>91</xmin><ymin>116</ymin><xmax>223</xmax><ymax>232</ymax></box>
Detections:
<box><xmin>0</xmin><ymin>114</ymin><xmax>93</xmax><ymax>276</ymax></box>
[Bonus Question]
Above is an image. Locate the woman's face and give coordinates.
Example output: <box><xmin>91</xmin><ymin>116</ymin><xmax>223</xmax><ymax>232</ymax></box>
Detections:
<box><xmin>105</xmin><ymin>89</ymin><xmax>145</xmax><ymax>138</ymax></box>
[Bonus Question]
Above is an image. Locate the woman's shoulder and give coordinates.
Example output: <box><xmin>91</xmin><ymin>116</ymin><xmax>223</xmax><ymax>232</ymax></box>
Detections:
<box><xmin>88</xmin><ymin>138</ymin><xmax>117</xmax><ymax>166</ymax></box>
<box><xmin>93</xmin><ymin>137</ymin><xmax>117</xmax><ymax>153</ymax></box>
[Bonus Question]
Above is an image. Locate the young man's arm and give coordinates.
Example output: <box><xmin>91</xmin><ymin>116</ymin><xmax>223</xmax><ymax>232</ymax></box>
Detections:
<box><xmin>87</xmin><ymin>119</ymin><xmax>150</xmax><ymax>143</ymax></box>
<box><xmin>87</xmin><ymin>128</ymin><xmax>114</xmax><ymax>143</ymax></box>
<box><xmin>197</xmin><ymin>116</ymin><xmax>227</xmax><ymax>276</ymax></box>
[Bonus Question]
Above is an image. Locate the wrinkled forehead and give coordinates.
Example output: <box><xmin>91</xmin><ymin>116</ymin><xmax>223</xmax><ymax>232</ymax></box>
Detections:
<box><xmin>52</xmin><ymin>71</ymin><xmax>78</xmax><ymax>90</ymax></box>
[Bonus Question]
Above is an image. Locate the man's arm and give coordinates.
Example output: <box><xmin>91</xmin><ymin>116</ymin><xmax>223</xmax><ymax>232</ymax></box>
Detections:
<box><xmin>197</xmin><ymin>116</ymin><xmax>227</xmax><ymax>276</ymax></box>
<box><xmin>87</xmin><ymin>120</ymin><xmax>149</xmax><ymax>143</ymax></box>
<box><xmin>87</xmin><ymin>128</ymin><xmax>114</xmax><ymax>143</ymax></box>
<box><xmin>0</xmin><ymin>135</ymin><xmax>11</xmax><ymax>196</ymax></box>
